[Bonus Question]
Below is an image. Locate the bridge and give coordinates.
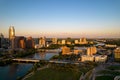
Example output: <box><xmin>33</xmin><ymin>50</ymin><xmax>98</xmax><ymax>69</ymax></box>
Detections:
<box><xmin>12</xmin><ymin>58</ymin><xmax>80</xmax><ymax>65</ymax></box>
<box><xmin>12</xmin><ymin>58</ymin><xmax>40</xmax><ymax>63</ymax></box>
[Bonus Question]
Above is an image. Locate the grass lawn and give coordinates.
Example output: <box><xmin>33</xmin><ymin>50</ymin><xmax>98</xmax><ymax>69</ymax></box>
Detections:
<box><xmin>97</xmin><ymin>70</ymin><xmax>120</xmax><ymax>76</ymax></box>
<box><xmin>95</xmin><ymin>76</ymin><xmax>114</xmax><ymax>80</ymax></box>
<box><xmin>95</xmin><ymin>65</ymin><xmax>120</xmax><ymax>80</ymax></box>
<box><xmin>107</xmin><ymin>65</ymin><xmax>120</xmax><ymax>70</ymax></box>
<box><xmin>25</xmin><ymin>68</ymin><xmax>81</xmax><ymax>80</ymax></box>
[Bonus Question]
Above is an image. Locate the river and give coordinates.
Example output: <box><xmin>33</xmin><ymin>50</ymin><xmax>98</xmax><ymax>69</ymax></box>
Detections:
<box><xmin>0</xmin><ymin>52</ymin><xmax>59</xmax><ymax>80</ymax></box>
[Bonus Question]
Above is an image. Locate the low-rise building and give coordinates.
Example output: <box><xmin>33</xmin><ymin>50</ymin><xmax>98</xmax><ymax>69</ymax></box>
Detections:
<box><xmin>94</xmin><ymin>55</ymin><xmax>107</xmax><ymax>62</ymax></box>
<box><xmin>105</xmin><ymin>44</ymin><xmax>117</xmax><ymax>48</ymax></box>
<box><xmin>61</xmin><ymin>46</ymin><xmax>70</xmax><ymax>55</ymax></box>
<box><xmin>74</xmin><ymin>47</ymin><xmax>87</xmax><ymax>55</ymax></box>
<box><xmin>81</xmin><ymin>55</ymin><xmax>107</xmax><ymax>62</ymax></box>
<box><xmin>57</xmin><ymin>41</ymin><xmax>61</xmax><ymax>44</ymax></box>
<box><xmin>81</xmin><ymin>55</ymin><xmax>94</xmax><ymax>62</ymax></box>
<box><xmin>34</xmin><ymin>44</ymin><xmax>40</xmax><ymax>49</ymax></box>
<box><xmin>74</xmin><ymin>49</ymin><xmax>83</xmax><ymax>55</ymax></box>
<box><xmin>66</xmin><ymin>41</ymin><xmax>71</xmax><ymax>45</ymax></box>
<box><xmin>74</xmin><ymin>40</ymin><xmax>79</xmax><ymax>44</ymax></box>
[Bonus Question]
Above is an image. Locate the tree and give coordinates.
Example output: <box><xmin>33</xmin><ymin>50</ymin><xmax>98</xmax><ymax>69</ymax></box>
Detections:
<box><xmin>33</xmin><ymin>63</ymin><xmax>38</xmax><ymax>72</ymax></box>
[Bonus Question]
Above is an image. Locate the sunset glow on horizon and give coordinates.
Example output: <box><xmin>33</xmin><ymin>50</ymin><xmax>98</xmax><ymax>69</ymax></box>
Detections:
<box><xmin>0</xmin><ymin>0</ymin><xmax>120</xmax><ymax>38</ymax></box>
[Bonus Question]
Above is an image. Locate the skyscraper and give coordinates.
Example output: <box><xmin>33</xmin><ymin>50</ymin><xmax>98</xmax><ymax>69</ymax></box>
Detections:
<box><xmin>0</xmin><ymin>33</ymin><xmax>4</xmax><ymax>48</ymax></box>
<box><xmin>26</xmin><ymin>37</ymin><xmax>34</xmax><ymax>49</ymax></box>
<box><xmin>9</xmin><ymin>26</ymin><xmax>15</xmax><ymax>40</ymax></box>
<box><xmin>14</xmin><ymin>36</ymin><xmax>26</xmax><ymax>49</ymax></box>
<box><xmin>9</xmin><ymin>26</ymin><xmax>15</xmax><ymax>49</ymax></box>
<box><xmin>0</xmin><ymin>38</ymin><xmax>1</xmax><ymax>48</ymax></box>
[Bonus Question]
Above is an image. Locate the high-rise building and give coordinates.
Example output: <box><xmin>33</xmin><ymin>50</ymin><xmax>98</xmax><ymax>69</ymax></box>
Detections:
<box><xmin>0</xmin><ymin>33</ymin><xmax>4</xmax><ymax>48</ymax></box>
<box><xmin>0</xmin><ymin>38</ymin><xmax>1</xmax><ymax>48</ymax></box>
<box><xmin>114</xmin><ymin>47</ymin><xmax>120</xmax><ymax>61</ymax></box>
<box><xmin>9</xmin><ymin>26</ymin><xmax>15</xmax><ymax>49</ymax></box>
<box><xmin>0</xmin><ymin>33</ymin><xmax>4</xmax><ymax>39</ymax></box>
<box><xmin>52</xmin><ymin>38</ymin><xmax>57</xmax><ymax>44</ymax></box>
<box><xmin>34</xmin><ymin>38</ymin><xmax>39</xmax><ymax>44</ymax></box>
<box><xmin>14</xmin><ymin>36</ymin><xmax>26</xmax><ymax>49</ymax></box>
<box><xmin>9</xmin><ymin>26</ymin><xmax>15</xmax><ymax>40</ymax></box>
<box><xmin>39</xmin><ymin>37</ymin><xmax>46</xmax><ymax>47</ymax></box>
<box><xmin>79</xmin><ymin>38</ymin><xmax>88</xmax><ymax>44</ymax></box>
<box><xmin>26</xmin><ymin>37</ymin><xmax>35</xmax><ymax>49</ymax></box>
<box><xmin>61</xmin><ymin>40</ymin><xmax>66</xmax><ymax>44</ymax></box>
<box><xmin>19</xmin><ymin>39</ymin><xmax>25</xmax><ymax>49</ymax></box>
<box><xmin>87</xmin><ymin>46</ymin><xmax>97</xmax><ymax>56</ymax></box>
<box><xmin>0</xmin><ymin>33</ymin><xmax>9</xmax><ymax>49</ymax></box>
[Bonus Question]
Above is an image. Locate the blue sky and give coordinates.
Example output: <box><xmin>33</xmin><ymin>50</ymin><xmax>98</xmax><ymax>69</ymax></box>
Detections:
<box><xmin>0</xmin><ymin>0</ymin><xmax>120</xmax><ymax>38</ymax></box>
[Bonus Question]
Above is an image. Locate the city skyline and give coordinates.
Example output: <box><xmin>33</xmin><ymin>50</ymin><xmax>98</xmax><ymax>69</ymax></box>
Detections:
<box><xmin>0</xmin><ymin>0</ymin><xmax>120</xmax><ymax>38</ymax></box>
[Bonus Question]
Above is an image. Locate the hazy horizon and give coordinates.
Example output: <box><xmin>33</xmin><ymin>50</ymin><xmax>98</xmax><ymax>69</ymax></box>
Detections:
<box><xmin>0</xmin><ymin>0</ymin><xmax>120</xmax><ymax>38</ymax></box>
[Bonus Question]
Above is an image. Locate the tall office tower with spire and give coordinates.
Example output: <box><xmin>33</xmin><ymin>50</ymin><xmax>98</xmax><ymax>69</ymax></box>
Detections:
<box><xmin>9</xmin><ymin>26</ymin><xmax>15</xmax><ymax>40</ymax></box>
<box><xmin>9</xmin><ymin>26</ymin><xmax>15</xmax><ymax>49</ymax></box>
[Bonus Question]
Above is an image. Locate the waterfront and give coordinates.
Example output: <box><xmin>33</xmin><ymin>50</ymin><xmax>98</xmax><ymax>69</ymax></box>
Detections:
<box><xmin>0</xmin><ymin>52</ymin><xmax>58</xmax><ymax>80</ymax></box>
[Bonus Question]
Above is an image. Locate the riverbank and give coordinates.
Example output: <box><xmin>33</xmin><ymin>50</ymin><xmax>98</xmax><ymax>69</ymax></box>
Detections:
<box><xmin>0</xmin><ymin>58</ymin><xmax>12</xmax><ymax>66</ymax></box>
<box><xmin>0</xmin><ymin>49</ymin><xmax>36</xmax><ymax>66</ymax></box>
<box><xmin>0</xmin><ymin>63</ymin><xmax>33</xmax><ymax>80</ymax></box>
<box><xmin>21</xmin><ymin>65</ymin><xmax>49</xmax><ymax>80</ymax></box>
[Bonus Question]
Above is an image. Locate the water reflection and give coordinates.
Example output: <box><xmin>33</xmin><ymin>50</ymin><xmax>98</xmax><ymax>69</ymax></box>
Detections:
<box><xmin>0</xmin><ymin>63</ymin><xmax>33</xmax><ymax>80</ymax></box>
<box><xmin>33</xmin><ymin>52</ymin><xmax>59</xmax><ymax>60</ymax></box>
<box><xmin>0</xmin><ymin>52</ymin><xmax>58</xmax><ymax>80</ymax></box>
<box><xmin>8</xmin><ymin>64</ymin><xmax>18</xmax><ymax>79</ymax></box>
<box><xmin>33</xmin><ymin>52</ymin><xmax>46</xmax><ymax>60</ymax></box>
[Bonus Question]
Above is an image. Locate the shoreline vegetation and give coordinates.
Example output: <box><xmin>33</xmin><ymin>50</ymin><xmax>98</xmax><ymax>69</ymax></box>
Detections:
<box><xmin>0</xmin><ymin>58</ymin><xmax>12</xmax><ymax>66</ymax></box>
<box><xmin>17</xmin><ymin>62</ymin><xmax>48</xmax><ymax>80</ymax></box>
<box><xmin>0</xmin><ymin>49</ymin><xmax>36</xmax><ymax>66</ymax></box>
